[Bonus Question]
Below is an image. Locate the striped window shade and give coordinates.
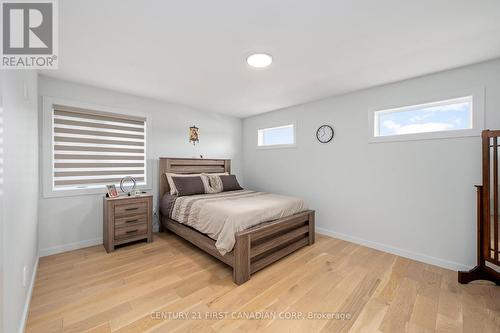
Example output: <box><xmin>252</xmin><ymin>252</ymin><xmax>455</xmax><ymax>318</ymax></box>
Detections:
<box><xmin>52</xmin><ymin>105</ymin><xmax>146</xmax><ymax>190</ymax></box>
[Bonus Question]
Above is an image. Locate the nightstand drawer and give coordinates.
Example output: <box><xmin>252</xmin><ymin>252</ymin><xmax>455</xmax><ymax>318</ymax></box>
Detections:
<box><xmin>114</xmin><ymin>201</ymin><xmax>147</xmax><ymax>217</ymax></box>
<box><xmin>114</xmin><ymin>224</ymin><xmax>148</xmax><ymax>240</ymax></box>
<box><xmin>114</xmin><ymin>214</ymin><xmax>147</xmax><ymax>229</ymax></box>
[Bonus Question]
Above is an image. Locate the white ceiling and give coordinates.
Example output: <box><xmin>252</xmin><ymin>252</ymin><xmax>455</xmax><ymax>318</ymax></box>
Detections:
<box><xmin>42</xmin><ymin>0</ymin><xmax>500</xmax><ymax>118</ymax></box>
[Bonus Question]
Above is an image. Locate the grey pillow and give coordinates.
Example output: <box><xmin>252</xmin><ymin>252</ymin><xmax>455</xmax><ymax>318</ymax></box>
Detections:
<box><xmin>171</xmin><ymin>176</ymin><xmax>205</xmax><ymax>196</ymax></box>
<box><xmin>220</xmin><ymin>175</ymin><xmax>243</xmax><ymax>192</ymax></box>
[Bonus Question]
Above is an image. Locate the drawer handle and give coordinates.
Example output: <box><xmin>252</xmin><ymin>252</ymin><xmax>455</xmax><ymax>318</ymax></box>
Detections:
<box><xmin>126</xmin><ymin>229</ymin><xmax>138</xmax><ymax>234</ymax></box>
<box><xmin>125</xmin><ymin>207</ymin><xmax>139</xmax><ymax>211</ymax></box>
<box><xmin>126</xmin><ymin>219</ymin><xmax>138</xmax><ymax>223</ymax></box>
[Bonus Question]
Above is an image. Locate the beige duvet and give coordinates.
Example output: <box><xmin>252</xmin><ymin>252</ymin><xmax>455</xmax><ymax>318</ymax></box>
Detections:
<box><xmin>170</xmin><ymin>190</ymin><xmax>308</xmax><ymax>255</ymax></box>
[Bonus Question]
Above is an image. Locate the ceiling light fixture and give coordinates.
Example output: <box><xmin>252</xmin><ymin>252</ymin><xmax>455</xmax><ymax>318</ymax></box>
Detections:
<box><xmin>246</xmin><ymin>53</ymin><xmax>273</xmax><ymax>68</ymax></box>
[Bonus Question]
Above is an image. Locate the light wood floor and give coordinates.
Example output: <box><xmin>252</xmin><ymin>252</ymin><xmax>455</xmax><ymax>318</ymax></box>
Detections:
<box><xmin>26</xmin><ymin>233</ymin><xmax>500</xmax><ymax>333</ymax></box>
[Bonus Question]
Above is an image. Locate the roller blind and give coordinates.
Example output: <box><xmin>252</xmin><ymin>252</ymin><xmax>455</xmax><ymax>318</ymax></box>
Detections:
<box><xmin>52</xmin><ymin>105</ymin><xmax>146</xmax><ymax>190</ymax></box>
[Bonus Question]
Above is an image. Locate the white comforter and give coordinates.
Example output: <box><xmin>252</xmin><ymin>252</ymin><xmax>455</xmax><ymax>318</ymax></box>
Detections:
<box><xmin>170</xmin><ymin>190</ymin><xmax>308</xmax><ymax>255</ymax></box>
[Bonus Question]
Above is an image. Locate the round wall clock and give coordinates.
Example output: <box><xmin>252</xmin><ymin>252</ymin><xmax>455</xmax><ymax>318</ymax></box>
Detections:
<box><xmin>316</xmin><ymin>124</ymin><xmax>334</xmax><ymax>143</ymax></box>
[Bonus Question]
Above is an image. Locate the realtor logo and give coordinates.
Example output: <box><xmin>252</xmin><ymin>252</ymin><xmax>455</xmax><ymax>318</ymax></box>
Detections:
<box><xmin>1</xmin><ymin>0</ymin><xmax>58</xmax><ymax>69</ymax></box>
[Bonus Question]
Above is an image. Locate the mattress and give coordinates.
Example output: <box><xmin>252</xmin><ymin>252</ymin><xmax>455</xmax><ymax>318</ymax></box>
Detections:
<box><xmin>160</xmin><ymin>190</ymin><xmax>308</xmax><ymax>255</ymax></box>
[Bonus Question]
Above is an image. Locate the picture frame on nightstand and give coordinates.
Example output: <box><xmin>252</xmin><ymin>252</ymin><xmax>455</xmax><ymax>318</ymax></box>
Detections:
<box><xmin>106</xmin><ymin>184</ymin><xmax>119</xmax><ymax>198</ymax></box>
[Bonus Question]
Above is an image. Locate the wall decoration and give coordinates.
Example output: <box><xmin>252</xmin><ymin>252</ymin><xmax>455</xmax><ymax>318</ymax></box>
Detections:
<box><xmin>189</xmin><ymin>125</ymin><xmax>199</xmax><ymax>145</ymax></box>
<box><xmin>316</xmin><ymin>124</ymin><xmax>334</xmax><ymax>143</ymax></box>
<box><xmin>120</xmin><ymin>176</ymin><xmax>137</xmax><ymax>196</ymax></box>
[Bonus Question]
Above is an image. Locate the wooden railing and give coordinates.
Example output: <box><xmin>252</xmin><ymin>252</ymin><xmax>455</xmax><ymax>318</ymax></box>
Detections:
<box><xmin>458</xmin><ymin>130</ymin><xmax>500</xmax><ymax>284</ymax></box>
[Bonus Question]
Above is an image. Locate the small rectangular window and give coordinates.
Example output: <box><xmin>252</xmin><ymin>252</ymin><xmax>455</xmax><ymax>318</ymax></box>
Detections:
<box><xmin>369</xmin><ymin>94</ymin><xmax>484</xmax><ymax>142</ymax></box>
<box><xmin>257</xmin><ymin>124</ymin><xmax>295</xmax><ymax>148</ymax></box>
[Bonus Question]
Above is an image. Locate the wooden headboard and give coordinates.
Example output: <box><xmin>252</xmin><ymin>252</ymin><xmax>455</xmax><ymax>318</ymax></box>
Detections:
<box><xmin>159</xmin><ymin>158</ymin><xmax>231</xmax><ymax>199</ymax></box>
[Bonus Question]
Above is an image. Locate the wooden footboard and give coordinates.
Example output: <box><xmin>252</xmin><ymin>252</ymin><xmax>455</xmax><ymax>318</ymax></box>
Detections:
<box><xmin>233</xmin><ymin>210</ymin><xmax>315</xmax><ymax>284</ymax></box>
<box><xmin>162</xmin><ymin>210</ymin><xmax>315</xmax><ymax>285</ymax></box>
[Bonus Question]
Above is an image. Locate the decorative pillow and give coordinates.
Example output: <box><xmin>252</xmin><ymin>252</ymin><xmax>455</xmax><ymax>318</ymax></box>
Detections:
<box><xmin>165</xmin><ymin>173</ymin><xmax>202</xmax><ymax>195</ymax></box>
<box><xmin>201</xmin><ymin>172</ymin><xmax>228</xmax><ymax>193</ymax></box>
<box><xmin>206</xmin><ymin>174</ymin><xmax>224</xmax><ymax>193</ymax></box>
<box><xmin>199</xmin><ymin>174</ymin><xmax>214</xmax><ymax>194</ymax></box>
<box><xmin>220</xmin><ymin>175</ymin><xmax>243</xmax><ymax>192</ymax></box>
<box><xmin>171</xmin><ymin>176</ymin><xmax>205</xmax><ymax>196</ymax></box>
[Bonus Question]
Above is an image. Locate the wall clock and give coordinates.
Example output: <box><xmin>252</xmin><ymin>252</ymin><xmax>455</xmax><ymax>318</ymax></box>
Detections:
<box><xmin>316</xmin><ymin>124</ymin><xmax>334</xmax><ymax>143</ymax></box>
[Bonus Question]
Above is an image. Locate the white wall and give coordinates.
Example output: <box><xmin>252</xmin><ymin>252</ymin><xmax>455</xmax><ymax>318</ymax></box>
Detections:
<box><xmin>38</xmin><ymin>76</ymin><xmax>243</xmax><ymax>256</ymax></box>
<box><xmin>2</xmin><ymin>70</ymin><xmax>39</xmax><ymax>333</ymax></box>
<box><xmin>243</xmin><ymin>59</ymin><xmax>500</xmax><ymax>270</ymax></box>
<box><xmin>0</xmin><ymin>70</ymin><xmax>4</xmax><ymax>333</ymax></box>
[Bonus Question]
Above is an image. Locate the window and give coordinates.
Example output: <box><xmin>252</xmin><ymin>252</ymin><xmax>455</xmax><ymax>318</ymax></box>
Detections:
<box><xmin>369</xmin><ymin>90</ymin><xmax>484</xmax><ymax>143</ymax></box>
<box><xmin>257</xmin><ymin>124</ymin><xmax>295</xmax><ymax>148</ymax></box>
<box><xmin>42</xmin><ymin>98</ymin><xmax>149</xmax><ymax>197</ymax></box>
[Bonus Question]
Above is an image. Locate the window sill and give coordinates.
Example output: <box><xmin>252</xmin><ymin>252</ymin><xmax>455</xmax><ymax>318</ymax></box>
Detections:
<box><xmin>256</xmin><ymin>144</ymin><xmax>297</xmax><ymax>150</ymax></box>
<box><xmin>368</xmin><ymin>128</ymin><xmax>481</xmax><ymax>144</ymax></box>
<box><xmin>42</xmin><ymin>184</ymin><xmax>152</xmax><ymax>199</ymax></box>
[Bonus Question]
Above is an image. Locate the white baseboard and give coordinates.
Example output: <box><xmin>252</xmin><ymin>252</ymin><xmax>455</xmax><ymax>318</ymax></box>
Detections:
<box><xmin>19</xmin><ymin>256</ymin><xmax>38</xmax><ymax>333</ymax></box>
<box><xmin>38</xmin><ymin>228</ymin><xmax>471</xmax><ymax>271</ymax></box>
<box><xmin>316</xmin><ymin>227</ymin><xmax>473</xmax><ymax>272</ymax></box>
<box><xmin>39</xmin><ymin>238</ymin><xmax>102</xmax><ymax>257</ymax></box>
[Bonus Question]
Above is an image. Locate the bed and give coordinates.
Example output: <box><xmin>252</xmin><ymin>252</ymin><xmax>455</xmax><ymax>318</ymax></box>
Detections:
<box><xmin>159</xmin><ymin>157</ymin><xmax>315</xmax><ymax>284</ymax></box>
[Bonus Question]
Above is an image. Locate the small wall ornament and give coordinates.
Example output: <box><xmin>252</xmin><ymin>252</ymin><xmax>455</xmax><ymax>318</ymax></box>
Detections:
<box><xmin>189</xmin><ymin>125</ymin><xmax>199</xmax><ymax>145</ymax></box>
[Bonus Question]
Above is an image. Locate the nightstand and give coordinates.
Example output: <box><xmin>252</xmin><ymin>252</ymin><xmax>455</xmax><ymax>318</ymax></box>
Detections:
<box><xmin>103</xmin><ymin>194</ymin><xmax>153</xmax><ymax>252</ymax></box>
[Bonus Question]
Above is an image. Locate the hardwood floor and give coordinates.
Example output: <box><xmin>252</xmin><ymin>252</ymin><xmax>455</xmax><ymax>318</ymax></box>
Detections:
<box><xmin>26</xmin><ymin>233</ymin><xmax>500</xmax><ymax>333</ymax></box>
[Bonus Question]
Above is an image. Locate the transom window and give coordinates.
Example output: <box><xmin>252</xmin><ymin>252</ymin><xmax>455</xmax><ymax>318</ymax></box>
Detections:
<box><xmin>370</xmin><ymin>92</ymin><xmax>483</xmax><ymax>143</ymax></box>
<box><xmin>257</xmin><ymin>124</ymin><xmax>295</xmax><ymax>148</ymax></box>
<box><xmin>374</xmin><ymin>96</ymin><xmax>472</xmax><ymax>137</ymax></box>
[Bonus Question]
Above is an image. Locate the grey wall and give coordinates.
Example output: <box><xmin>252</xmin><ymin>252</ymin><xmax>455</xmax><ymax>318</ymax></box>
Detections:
<box><xmin>2</xmin><ymin>70</ymin><xmax>39</xmax><ymax>333</ymax></box>
<box><xmin>242</xmin><ymin>59</ymin><xmax>500</xmax><ymax>270</ymax></box>
<box><xmin>38</xmin><ymin>76</ymin><xmax>243</xmax><ymax>256</ymax></box>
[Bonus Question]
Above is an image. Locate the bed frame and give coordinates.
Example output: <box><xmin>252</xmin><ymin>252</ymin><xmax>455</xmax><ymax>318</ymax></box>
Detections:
<box><xmin>159</xmin><ymin>157</ymin><xmax>315</xmax><ymax>284</ymax></box>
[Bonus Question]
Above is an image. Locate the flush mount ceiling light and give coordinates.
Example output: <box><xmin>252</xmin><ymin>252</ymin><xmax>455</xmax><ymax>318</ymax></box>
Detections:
<box><xmin>246</xmin><ymin>53</ymin><xmax>273</xmax><ymax>68</ymax></box>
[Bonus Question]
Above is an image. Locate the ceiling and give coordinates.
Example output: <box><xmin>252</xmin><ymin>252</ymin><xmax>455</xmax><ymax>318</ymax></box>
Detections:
<box><xmin>42</xmin><ymin>0</ymin><xmax>500</xmax><ymax>118</ymax></box>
